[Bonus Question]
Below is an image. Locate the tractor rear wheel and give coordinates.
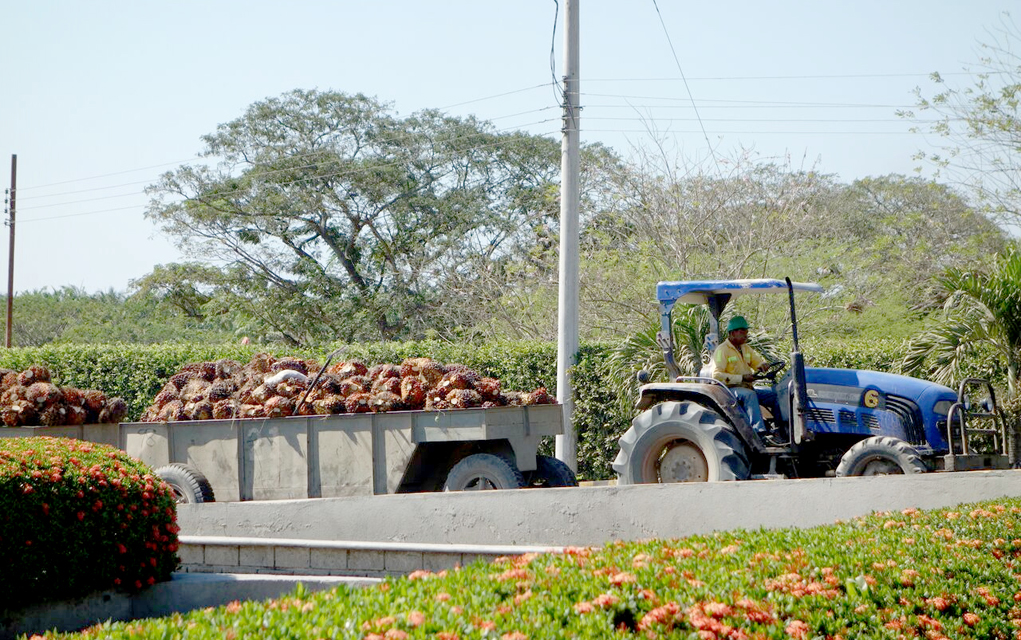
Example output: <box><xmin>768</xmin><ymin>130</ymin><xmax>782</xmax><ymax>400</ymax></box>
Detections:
<box><xmin>613</xmin><ymin>401</ymin><xmax>749</xmax><ymax>484</ymax></box>
<box><xmin>835</xmin><ymin>436</ymin><xmax>927</xmax><ymax>477</ymax></box>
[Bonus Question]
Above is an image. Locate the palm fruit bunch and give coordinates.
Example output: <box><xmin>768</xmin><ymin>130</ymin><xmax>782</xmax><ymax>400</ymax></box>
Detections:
<box><xmin>0</xmin><ymin>364</ymin><xmax>128</xmax><ymax>427</ymax></box>
<box><xmin>139</xmin><ymin>354</ymin><xmax>555</xmax><ymax>422</ymax></box>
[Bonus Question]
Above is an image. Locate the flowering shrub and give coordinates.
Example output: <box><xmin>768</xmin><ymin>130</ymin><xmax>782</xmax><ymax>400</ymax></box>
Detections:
<box><xmin>28</xmin><ymin>496</ymin><xmax>1021</xmax><ymax>639</ymax></box>
<box><xmin>0</xmin><ymin>437</ymin><xmax>179</xmax><ymax>610</ymax></box>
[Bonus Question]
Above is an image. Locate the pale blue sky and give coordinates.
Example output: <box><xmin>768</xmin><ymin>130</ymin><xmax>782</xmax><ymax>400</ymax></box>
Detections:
<box><xmin>0</xmin><ymin>1</ymin><xmax>1013</xmax><ymax>293</ymax></box>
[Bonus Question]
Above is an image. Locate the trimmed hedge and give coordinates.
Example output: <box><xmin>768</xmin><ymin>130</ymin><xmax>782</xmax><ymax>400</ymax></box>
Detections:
<box><xmin>0</xmin><ymin>339</ymin><xmax>1001</xmax><ymax>481</ymax></box>
<box><xmin>0</xmin><ymin>437</ymin><xmax>179</xmax><ymax>610</ymax></box>
<box><xmin>28</xmin><ymin>497</ymin><xmax>1021</xmax><ymax>639</ymax></box>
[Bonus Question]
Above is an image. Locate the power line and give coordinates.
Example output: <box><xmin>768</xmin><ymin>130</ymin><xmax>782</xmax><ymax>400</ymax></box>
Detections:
<box><xmin>583</xmin><ymin>92</ymin><xmax>914</xmax><ymax>108</ymax></box>
<box><xmin>584</xmin><ymin>71</ymin><xmax>982</xmax><ymax>82</ymax></box>
<box><xmin>15</xmin><ymin>158</ymin><xmax>198</xmax><ymax>192</ymax></box>
<box><xmin>649</xmin><ymin>0</ymin><xmax>720</xmax><ymax>173</ymax></box>
<box><xmin>438</xmin><ymin>83</ymin><xmax>554</xmax><ymax>110</ymax></box>
<box><xmin>17</xmin><ymin>125</ymin><xmax>563</xmax><ymax>220</ymax></box>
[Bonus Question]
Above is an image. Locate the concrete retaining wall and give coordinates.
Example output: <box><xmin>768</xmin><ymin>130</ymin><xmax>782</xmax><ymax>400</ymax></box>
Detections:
<box><xmin>178</xmin><ymin>536</ymin><xmax>561</xmax><ymax>577</ymax></box>
<box><xmin>179</xmin><ymin>470</ymin><xmax>1021</xmax><ymax>547</ymax></box>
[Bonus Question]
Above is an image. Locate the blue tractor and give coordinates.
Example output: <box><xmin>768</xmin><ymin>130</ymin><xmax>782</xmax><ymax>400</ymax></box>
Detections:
<box><xmin>612</xmin><ymin>278</ymin><xmax>1011</xmax><ymax>483</ymax></box>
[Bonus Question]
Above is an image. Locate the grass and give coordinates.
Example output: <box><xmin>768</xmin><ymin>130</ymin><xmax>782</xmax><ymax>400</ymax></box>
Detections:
<box><xmin>28</xmin><ymin>496</ymin><xmax>1021</xmax><ymax>639</ymax></box>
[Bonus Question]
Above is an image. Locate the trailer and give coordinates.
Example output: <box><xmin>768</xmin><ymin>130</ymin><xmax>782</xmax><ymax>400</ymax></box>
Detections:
<box><xmin>0</xmin><ymin>404</ymin><xmax>574</xmax><ymax>502</ymax></box>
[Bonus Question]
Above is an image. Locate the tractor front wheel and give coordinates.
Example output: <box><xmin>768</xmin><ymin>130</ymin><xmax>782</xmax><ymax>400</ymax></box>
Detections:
<box><xmin>835</xmin><ymin>436</ymin><xmax>927</xmax><ymax>477</ymax></box>
<box><xmin>613</xmin><ymin>401</ymin><xmax>749</xmax><ymax>484</ymax></box>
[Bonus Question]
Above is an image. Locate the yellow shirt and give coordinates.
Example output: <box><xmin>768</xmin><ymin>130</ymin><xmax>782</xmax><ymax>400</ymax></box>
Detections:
<box><xmin>710</xmin><ymin>339</ymin><xmax>766</xmax><ymax>389</ymax></box>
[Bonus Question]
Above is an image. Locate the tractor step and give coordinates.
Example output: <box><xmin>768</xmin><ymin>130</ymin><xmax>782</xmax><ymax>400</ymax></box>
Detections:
<box><xmin>942</xmin><ymin>453</ymin><xmax>1011</xmax><ymax>472</ymax></box>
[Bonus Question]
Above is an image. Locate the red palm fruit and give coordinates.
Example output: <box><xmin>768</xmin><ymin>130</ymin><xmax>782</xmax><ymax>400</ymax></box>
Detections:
<box><xmin>400</xmin><ymin>377</ymin><xmax>426</xmax><ymax>409</ymax></box>
<box><xmin>312</xmin><ymin>395</ymin><xmax>347</xmax><ymax>415</ymax></box>
<box><xmin>18</xmin><ymin>364</ymin><xmax>51</xmax><ymax>386</ymax></box>
<box><xmin>212</xmin><ymin>400</ymin><xmax>237</xmax><ymax>420</ymax></box>
<box><xmin>372</xmin><ymin>377</ymin><xmax>401</xmax><ymax>395</ymax></box>
<box><xmin>264</xmin><ymin>396</ymin><xmax>295</xmax><ymax>418</ymax></box>
<box><xmin>446</xmin><ymin>388</ymin><xmax>482</xmax><ymax>409</ymax></box>
<box><xmin>344</xmin><ymin>392</ymin><xmax>372</xmax><ymax>414</ymax></box>
<box><xmin>476</xmin><ymin>377</ymin><xmax>501</xmax><ymax>402</ymax></box>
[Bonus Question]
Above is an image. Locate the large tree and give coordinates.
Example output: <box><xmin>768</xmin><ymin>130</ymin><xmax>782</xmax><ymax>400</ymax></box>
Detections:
<box><xmin>144</xmin><ymin>90</ymin><xmax>566</xmax><ymax>345</ymax></box>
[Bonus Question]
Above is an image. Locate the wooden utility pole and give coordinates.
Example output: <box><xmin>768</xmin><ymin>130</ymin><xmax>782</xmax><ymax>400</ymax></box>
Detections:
<box><xmin>555</xmin><ymin>0</ymin><xmax>580</xmax><ymax>470</ymax></box>
<box><xmin>6</xmin><ymin>154</ymin><xmax>15</xmax><ymax>348</ymax></box>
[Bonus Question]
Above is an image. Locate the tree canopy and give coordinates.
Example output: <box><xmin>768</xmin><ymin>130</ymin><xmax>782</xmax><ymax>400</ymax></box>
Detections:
<box><xmin>902</xmin><ymin>13</ymin><xmax>1021</xmax><ymax>227</ymax></box>
<box><xmin>145</xmin><ymin>89</ymin><xmax>580</xmax><ymax>345</ymax></box>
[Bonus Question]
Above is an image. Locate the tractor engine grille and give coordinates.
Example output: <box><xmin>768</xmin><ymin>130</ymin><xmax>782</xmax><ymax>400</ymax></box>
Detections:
<box><xmin>885</xmin><ymin>395</ymin><xmax>925</xmax><ymax>445</ymax></box>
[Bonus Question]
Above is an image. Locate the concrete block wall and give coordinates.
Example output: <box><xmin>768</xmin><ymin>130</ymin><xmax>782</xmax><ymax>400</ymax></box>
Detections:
<box><xmin>178</xmin><ymin>536</ymin><xmax>563</xmax><ymax>578</ymax></box>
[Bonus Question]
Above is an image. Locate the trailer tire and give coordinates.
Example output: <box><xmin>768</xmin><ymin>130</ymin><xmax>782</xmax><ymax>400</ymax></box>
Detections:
<box><xmin>524</xmin><ymin>455</ymin><xmax>578</xmax><ymax>488</ymax></box>
<box><xmin>443</xmin><ymin>453</ymin><xmax>525</xmax><ymax>491</ymax></box>
<box><xmin>835</xmin><ymin>436</ymin><xmax>927</xmax><ymax>477</ymax></box>
<box><xmin>613</xmin><ymin>401</ymin><xmax>749</xmax><ymax>484</ymax></box>
<box><xmin>155</xmin><ymin>463</ymin><xmax>216</xmax><ymax>503</ymax></box>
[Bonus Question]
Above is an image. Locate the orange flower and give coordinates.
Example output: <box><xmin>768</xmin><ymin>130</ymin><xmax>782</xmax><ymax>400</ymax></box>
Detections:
<box><xmin>963</xmin><ymin>612</ymin><xmax>980</xmax><ymax>627</ymax></box>
<box><xmin>593</xmin><ymin>592</ymin><xmax>620</xmax><ymax>608</ymax></box>
<box><xmin>501</xmin><ymin>633</ymin><xmax>527</xmax><ymax>640</ymax></box>
<box><xmin>406</xmin><ymin>611</ymin><xmax>425</xmax><ymax>627</ymax></box>
<box><xmin>785</xmin><ymin>619</ymin><xmax>809</xmax><ymax>639</ymax></box>
<box><xmin>609</xmin><ymin>572</ymin><xmax>636</xmax><ymax>585</ymax></box>
<box><xmin>573</xmin><ymin>601</ymin><xmax>594</xmax><ymax>614</ymax></box>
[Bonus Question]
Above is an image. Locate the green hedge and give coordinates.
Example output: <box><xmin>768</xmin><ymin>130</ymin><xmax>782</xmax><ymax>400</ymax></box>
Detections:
<box><xmin>27</xmin><ymin>497</ymin><xmax>1021</xmax><ymax>639</ymax></box>
<box><xmin>0</xmin><ymin>339</ymin><xmax>997</xmax><ymax>482</ymax></box>
<box><xmin>0</xmin><ymin>437</ymin><xmax>179</xmax><ymax>610</ymax></box>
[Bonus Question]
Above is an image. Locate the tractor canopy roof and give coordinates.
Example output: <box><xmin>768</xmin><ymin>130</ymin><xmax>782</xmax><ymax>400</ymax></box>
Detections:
<box><xmin>656</xmin><ymin>278</ymin><xmax>824</xmax><ymax>308</ymax></box>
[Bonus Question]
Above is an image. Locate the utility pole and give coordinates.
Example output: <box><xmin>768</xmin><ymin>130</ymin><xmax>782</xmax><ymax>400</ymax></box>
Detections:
<box><xmin>555</xmin><ymin>0</ymin><xmax>580</xmax><ymax>471</ymax></box>
<box><xmin>5</xmin><ymin>154</ymin><xmax>14</xmax><ymax>349</ymax></box>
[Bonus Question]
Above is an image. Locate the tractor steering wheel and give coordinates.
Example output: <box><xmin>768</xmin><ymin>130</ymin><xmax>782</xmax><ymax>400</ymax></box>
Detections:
<box><xmin>755</xmin><ymin>360</ymin><xmax>787</xmax><ymax>381</ymax></box>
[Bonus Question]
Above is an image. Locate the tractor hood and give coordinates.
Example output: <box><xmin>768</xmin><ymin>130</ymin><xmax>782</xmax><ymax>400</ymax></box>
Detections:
<box><xmin>804</xmin><ymin>368</ymin><xmax>957</xmax><ymax>402</ymax></box>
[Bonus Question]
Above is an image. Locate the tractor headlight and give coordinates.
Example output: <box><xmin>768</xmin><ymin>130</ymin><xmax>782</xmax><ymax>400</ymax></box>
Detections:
<box><xmin>933</xmin><ymin>400</ymin><xmax>954</xmax><ymax>416</ymax></box>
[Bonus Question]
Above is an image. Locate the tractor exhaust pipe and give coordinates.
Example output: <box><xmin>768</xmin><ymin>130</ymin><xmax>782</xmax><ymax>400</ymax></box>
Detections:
<box><xmin>786</xmin><ymin>277</ymin><xmax>810</xmax><ymax>444</ymax></box>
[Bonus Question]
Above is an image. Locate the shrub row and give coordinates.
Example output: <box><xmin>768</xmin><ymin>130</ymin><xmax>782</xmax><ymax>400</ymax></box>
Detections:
<box><xmin>0</xmin><ymin>339</ymin><xmax>998</xmax><ymax>481</ymax></box>
<box><xmin>31</xmin><ymin>497</ymin><xmax>1021</xmax><ymax>639</ymax></box>
<box><xmin>0</xmin><ymin>437</ymin><xmax>179</xmax><ymax>610</ymax></box>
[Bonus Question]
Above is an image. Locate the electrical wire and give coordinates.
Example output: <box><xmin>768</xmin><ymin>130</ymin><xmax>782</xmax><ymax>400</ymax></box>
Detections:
<box><xmin>584</xmin><ymin>71</ymin><xmax>981</xmax><ymax>82</ymax></box>
<box><xmin>14</xmin><ymin>158</ymin><xmax>198</xmax><ymax>192</ymax></box>
<box><xmin>15</xmin><ymin>125</ymin><xmax>563</xmax><ymax>219</ymax></box>
<box><xmin>649</xmin><ymin>0</ymin><xmax>721</xmax><ymax>173</ymax></box>
<box><xmin>15</xmin><ymin>114</ymin><xmax>562</xmax><ymax>210</ymax></box>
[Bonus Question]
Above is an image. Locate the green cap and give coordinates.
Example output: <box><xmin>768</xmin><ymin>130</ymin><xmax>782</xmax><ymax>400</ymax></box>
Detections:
<box><xmin>726</xmin><ymin>316</ymin><xmax>749</xmax><ymax>333</ymax></box>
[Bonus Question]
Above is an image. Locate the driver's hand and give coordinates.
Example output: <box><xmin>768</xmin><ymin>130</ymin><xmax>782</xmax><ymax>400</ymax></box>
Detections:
<box><xmin>742</xmin><ymin>373</ymin><xmax>756</xmax><ymax>383</ymax></box>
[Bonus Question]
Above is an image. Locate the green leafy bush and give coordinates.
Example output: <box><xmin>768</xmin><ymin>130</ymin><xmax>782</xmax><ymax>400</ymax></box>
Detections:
<box><xmin>32</xmin><ymin>497</ymin><xmax>1021</xmax><ymax>639</ymax></box>
<box><xmin>0</xmin><ymin>437</ymin><xmax>179</xmax><ymax>610</ymax></box>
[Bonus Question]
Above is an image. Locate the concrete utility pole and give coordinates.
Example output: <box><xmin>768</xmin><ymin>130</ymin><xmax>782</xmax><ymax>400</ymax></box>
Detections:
<box><xmin>555</xmin><ymin>0</ymin><xmax>580</xmax><ymax>470</ymax></box>
<box><xmin>5</xmin><ymin>154</ymin><xmax>14</xmax><ymax>349</ymax></box>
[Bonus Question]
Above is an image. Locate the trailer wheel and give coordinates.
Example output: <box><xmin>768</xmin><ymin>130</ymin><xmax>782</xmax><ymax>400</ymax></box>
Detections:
<box><xmin>835</xmin><ymin>436</ymin><xmax>927</xmax><ymax>477</ymax></box>
<box><xmin>613</xmin><ymin>401</ymin><xmax>749</xmax><ymax>484</ymax></box>
<box><xmin>443</xmin><ymin>453</ymin><xmax>524</xmax><ymax>491</ymax></box>
<box><xmin>524</xmin><ymin>455</ymin><xmax>578</xmax><ymax>488</ymax></box>
<box><xmin>155</xmin><ymin>463</ymin><xmax>216</xmax><ymax>503</ymax></box>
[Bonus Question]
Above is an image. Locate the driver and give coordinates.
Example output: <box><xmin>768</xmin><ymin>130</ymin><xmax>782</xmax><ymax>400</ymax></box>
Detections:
<box><xmin>709</xmin><ymin>316</ymin><xmax>778</xmax><ymax>436</ymax></box>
